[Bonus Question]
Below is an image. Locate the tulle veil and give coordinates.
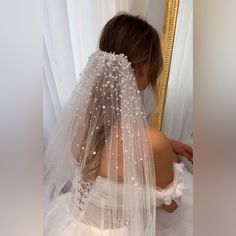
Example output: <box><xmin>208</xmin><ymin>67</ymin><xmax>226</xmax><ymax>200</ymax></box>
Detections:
<box><xmin>44</xmin><ymin>49</ymin><xmax>157</xmax><ymax>235</ymax></box>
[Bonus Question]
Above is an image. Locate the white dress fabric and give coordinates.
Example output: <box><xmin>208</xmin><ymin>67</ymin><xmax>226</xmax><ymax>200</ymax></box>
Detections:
<box><xmin>156</xmin><ymin>165</ymin><xmax>193</xmax><ymax>236</ymax></box>
<box><xmin>44</xmin><ymin>163</ymin><xmax>192</xmax><ymax>236</ymax></box>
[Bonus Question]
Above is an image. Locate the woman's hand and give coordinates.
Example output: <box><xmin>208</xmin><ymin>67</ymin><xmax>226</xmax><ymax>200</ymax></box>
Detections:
<box><xmin>169</xmin><ymin>139</ymin><xmax>193</xmax><ymax>164</ymax></box>
<box><xmin>161</xmin><ymin>200</ymin><xmax>179</xmax><ymax>213</ymax></box>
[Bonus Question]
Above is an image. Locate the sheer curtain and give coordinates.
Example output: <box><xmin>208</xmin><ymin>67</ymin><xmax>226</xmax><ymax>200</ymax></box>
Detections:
<box><xmin>43</xmin><ymin>0</ymin><xmax>149</xmax><ymax>146</ymax></box>
<box><xmin>161</xmin><ymin>0</ymin><xmax>193</xmax><ymax>170</ymax></box>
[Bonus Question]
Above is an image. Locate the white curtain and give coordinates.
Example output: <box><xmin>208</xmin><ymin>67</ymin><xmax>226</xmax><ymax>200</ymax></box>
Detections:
<box><xmin>162</xmin><ymin>0</ymin><xmax>193</xmax><ymax>145</ymax></box>
<box><xmin>43</xmin><ymin>0</ymin><xmax>148</xmax><ymax>146</ymax></box>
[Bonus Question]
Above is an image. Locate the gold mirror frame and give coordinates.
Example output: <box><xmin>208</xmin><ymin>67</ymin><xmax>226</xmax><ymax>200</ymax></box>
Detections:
<box><xmin>151</xmin><ymin>0</ymin><xmax>180</xmax><ymax>130</ymax></box>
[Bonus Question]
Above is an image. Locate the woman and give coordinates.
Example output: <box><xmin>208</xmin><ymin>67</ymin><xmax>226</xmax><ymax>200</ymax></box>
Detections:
<box><xmin>44</xmin><ymin>13</ymin><xmax>192</xmax><ymax>236</ymax></box>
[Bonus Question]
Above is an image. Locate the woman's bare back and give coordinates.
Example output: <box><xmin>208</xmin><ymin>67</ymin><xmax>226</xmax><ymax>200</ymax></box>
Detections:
<box><xmin>99</xmin><ymin>126</ymin><xmax>175</xmax><ymax>187</ymax></box>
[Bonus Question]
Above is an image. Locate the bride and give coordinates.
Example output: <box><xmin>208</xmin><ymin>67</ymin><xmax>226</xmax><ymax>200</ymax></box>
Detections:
<box><xmin>44</xmin><ymin>13</ymin><xmax>193</xmax><ymax>236</ymax></box>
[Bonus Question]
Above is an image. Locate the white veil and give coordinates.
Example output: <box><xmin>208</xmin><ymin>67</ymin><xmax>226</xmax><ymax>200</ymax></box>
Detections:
<box><xmin>44</xmin><ymin>49</ymin><xmax>157</xmax><ymax>235</ymax></box>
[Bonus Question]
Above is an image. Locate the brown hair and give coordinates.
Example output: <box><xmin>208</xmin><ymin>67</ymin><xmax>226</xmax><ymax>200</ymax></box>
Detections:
<box><xmin>99</xmin><ymin>12</ymin><xmax>163</xmax><ymax>88</ymax></box>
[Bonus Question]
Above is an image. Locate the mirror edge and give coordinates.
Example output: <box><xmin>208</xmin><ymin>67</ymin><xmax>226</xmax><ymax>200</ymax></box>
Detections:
<box><xmin>151</xmin><ymin>0</ymin><xmax>180</xmax><ymax>131</ymax></box>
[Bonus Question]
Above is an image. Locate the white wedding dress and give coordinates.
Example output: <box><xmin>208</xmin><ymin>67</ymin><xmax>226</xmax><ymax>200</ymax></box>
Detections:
<box><xmin>44</xmin><ymin>162</ymin><xmax>192</xmax><ymax>236</ymax></box>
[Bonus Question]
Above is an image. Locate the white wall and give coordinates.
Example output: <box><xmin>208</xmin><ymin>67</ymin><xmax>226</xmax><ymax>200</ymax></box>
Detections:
<box><xmin>146</xmin><ymin>0</ymin><xmax>165</xmax><ymax>34</ymax></box>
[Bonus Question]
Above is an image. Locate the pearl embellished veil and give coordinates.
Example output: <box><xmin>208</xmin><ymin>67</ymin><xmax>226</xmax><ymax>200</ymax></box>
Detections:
<box><xmin>44</xmin><ymin>49</ymin><xmax>157</xmax><ymax>235</ymax></box>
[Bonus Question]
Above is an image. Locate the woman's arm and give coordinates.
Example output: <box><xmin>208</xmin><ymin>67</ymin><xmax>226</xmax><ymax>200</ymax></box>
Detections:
<box><xmin>168</xmin><ymin>139</ymin><xmax>193</xmax><ymax>164</ymax></box>
<box><xmin>148</xmin><ymin>126</ymin><xmax>179</xmax><ymax>213</ymax></box>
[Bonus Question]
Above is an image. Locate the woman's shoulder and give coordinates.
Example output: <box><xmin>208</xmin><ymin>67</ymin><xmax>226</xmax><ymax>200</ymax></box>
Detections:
<box><xmin>146</xmin><ymin>126</ymin><xmax>174</xmax><ymax>188</ymax></box>
<box><xmin>146</xmin><ymin>126</ymin><xmax>172</xmax><ymax>154</ymax></box>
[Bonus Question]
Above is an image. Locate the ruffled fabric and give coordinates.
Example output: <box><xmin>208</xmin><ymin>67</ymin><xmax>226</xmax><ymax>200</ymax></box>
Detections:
<box><xmin>44</xmin><ymin>163</ymin><xmax>187</xmax><ymax>236</ymax></box>
<box><xmin>155</xmin><ymin>163</ymin><xmax>185</xmax><ymax>206</ymax></box>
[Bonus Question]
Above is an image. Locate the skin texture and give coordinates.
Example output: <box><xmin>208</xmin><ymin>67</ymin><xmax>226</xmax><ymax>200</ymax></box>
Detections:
<box><xmin>133</xmin><ymin>64</ymin><xmax>149</xmax><ymax>90</ymax></box>
<box><xmin>148</xmin><ymin>126</ymin><xmax>179</xmax><ymax>213</ymax></box>
<box><xmin>169</xmin><ymin>139</ymin><xmax>193</xmax><ymax>164</ymax></box>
